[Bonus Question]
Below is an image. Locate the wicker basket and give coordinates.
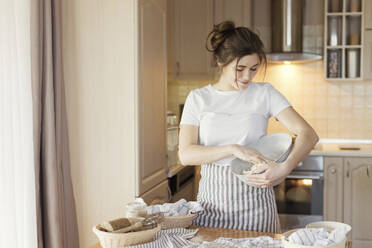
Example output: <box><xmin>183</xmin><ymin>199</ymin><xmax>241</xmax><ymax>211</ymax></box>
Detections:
<box><xmin>92</xmin><ymin>220</ymin><xmax>161</xmax><ymax>248</ymax></box>
<box><xmin>160</xmin><ymin>213</ymin><xmax>197</xmax><ymax>229</ymax></box>
<box><xmin>282</xmin><ymin>221</ymin><xmax>352</xmax><ymax>248</ymax></box>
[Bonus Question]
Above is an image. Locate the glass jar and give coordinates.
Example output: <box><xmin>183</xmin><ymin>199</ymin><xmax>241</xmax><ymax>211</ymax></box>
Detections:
<box><xmin>125</xmin><ymin>201</ymin><xmax>148</xmax><ymax>218</ymax></box>
<box><xmin>167</xmin><ymin>111</ymin><xmax>178</xmax><ymax>126</ymax></box>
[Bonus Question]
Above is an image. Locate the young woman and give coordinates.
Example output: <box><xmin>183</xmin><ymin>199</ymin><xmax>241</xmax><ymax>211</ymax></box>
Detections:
<box><xmin>178</xmin><ymin>21</ymin><xmax>319</xmax><ymax>233</ymax></box>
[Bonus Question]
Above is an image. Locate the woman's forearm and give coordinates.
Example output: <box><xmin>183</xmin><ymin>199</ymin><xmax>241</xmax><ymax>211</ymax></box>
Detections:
<box><xmin>178</xmin><ymin>144</ymin><xmax>235</xmax><ymax>166</ymax></box>
<box><xmin>282</xmin><ymin>128</ymin><xmax>319</xmax><ymax>171</ymax></box>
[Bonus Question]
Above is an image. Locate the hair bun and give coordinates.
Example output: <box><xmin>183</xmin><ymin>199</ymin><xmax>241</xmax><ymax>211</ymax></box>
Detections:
<box><xmin>206</xmin><ymin>21</ymin><xmax>236</xmax><ymax>52</ymax></box>
<box><xmin>214</xmin><ymin>21</ymin><xmax>235</xmax><ymax>33</ymax></box>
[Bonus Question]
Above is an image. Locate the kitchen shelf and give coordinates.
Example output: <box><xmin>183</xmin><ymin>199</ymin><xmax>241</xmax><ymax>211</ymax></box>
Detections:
<box><xmin>326</xmin><ymin>45</ymin><xmax>343</xmax><ymax>48</ymax></box>
<box><xmin>324</xmin><ymin>0</ymin><xmax>364</xmax><ymax>80</ymax></box>
<box><xmin>326</xmin><ymin>13</ymin><xmax>344</xmax><ymax>16</ymax></box>
<box><xmin>345</xmin><ymin>12</ymin><xmax>362</xmax><ymax>15</ymax></box>
<box><xmin>344</xmin><ymin>45</ymin><xmax>362</xmax><ymax>48</ymax></box>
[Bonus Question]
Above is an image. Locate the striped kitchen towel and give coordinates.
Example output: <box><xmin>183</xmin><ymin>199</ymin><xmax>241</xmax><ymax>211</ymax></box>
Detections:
<box><xmin>122</xmin><ymin>228</ymin><xmax>199</xmax><ymax>248</ymax></box>
<box><xmin>287</xmin><ymin>228</ymin><xmax>348</xmax><ymax>246</ymax></box>
<box><xmin>184</xmin><ymin>236</ymin><xmax>283</xmax><ymax>248</ymax></box>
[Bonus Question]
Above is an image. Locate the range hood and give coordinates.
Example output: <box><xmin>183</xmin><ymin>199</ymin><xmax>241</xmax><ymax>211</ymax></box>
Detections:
<box><xmin>268</xmin><ymin>0</ymin><xmax>322</xmax><ymax>64</ymax></box>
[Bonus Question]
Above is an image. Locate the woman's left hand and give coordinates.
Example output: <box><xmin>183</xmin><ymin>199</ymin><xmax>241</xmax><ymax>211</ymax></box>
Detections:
<box><xmin>245</xmin><ymin>161</ymin><xmax>292</xmax><ymax>188</ymax></box>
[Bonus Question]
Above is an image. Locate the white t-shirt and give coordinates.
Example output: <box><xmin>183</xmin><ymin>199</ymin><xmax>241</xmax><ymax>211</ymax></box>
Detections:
<box><xmin>180</xmin><ymin>82</ymin><xmax>291</xmax><ymax>166</ymax></box>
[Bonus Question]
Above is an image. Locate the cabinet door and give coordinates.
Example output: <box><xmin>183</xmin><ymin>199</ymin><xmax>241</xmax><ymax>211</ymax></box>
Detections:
<box><xmin>173</xmin><ymin>0</ymin><xmax>214</xmax><ymax>80</ymax></box>
<box><xmin>323</xmin><ymin>157</ymin><xmax>344</xmax><ymax>222</ymax></box>
<box><xmin>167</xmin><ymin>0</ymin><xmax>176</xmax><ymax>77</ymax></box>
<box><xmin>363</xmin><ymin>30</ymin><xmax>372</xmax><ymax>79</ymax></box>
<box><xmin>365</xmin><ymin>0</ymin><xmax>372</xmax><ymax>29</ymax></box>
<box><xmin>140</xmin><ymin>180</ymin><xmax>170</xmax><ymax>205</ymax></box>
<box><xmin>344</xmin><ymin>157</ymin><xmax>372</xmax><ymax>248</ymax></box>
<box><xmin>138</xmin><ymin>0</ymin><xmax>168</xmax><ymax>195</ymax></box>
<box><xmin>214</xmin><ymin>0</ymin><xmax>253</xmax><ymax>28</ymax></box>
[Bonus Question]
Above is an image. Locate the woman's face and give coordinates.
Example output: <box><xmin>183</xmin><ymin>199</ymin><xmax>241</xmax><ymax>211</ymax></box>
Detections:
<box><xmin>220</xmin><ymin>54</ymin><xmax>261</xmax><ymax>91</ymax></box>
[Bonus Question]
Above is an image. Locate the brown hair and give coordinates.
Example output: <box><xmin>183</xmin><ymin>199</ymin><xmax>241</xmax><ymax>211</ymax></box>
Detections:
<box><xmin>206</xmin><ymin>21</ymin><xmax>267</xmax><ymax>81</ymax></box>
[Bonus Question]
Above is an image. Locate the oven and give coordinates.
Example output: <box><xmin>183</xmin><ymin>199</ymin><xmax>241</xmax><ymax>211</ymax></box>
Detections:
<box><xmin>274</xmin><ymin>156</ymin><xmax>324</xmax><ymax>232</ymax></box>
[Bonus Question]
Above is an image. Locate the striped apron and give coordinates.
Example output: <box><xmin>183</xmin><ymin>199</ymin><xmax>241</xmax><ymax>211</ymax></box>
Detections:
<box><xmin>193</xmin><ymin>163</ymin><xmax>281</xmax><ymax>233</ymax></box>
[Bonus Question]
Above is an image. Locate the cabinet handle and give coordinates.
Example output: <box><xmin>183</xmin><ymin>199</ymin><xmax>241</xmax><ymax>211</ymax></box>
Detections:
<box><xmin>346</xmin><ymin>161</ymin><xmax>350</xmax><ymax>178</ymax></box>
<box><xmin>367</xmin><ymin>166</ymin><xmax>370</xmax><ymax>178</ymax></box>
<box><xmin>167</xmin><ymin>185</ymin><xmax>172</xmax><ymax>202</ymax></box>
<box><xmin>176</xmin><ymin>62</ymin><xmax>180</xmax><ymax>76</ymax></box>
<box><xmin>331</xmin><ymin>168</ymin><xmax>336</xmax><ymax>174</ymax></box>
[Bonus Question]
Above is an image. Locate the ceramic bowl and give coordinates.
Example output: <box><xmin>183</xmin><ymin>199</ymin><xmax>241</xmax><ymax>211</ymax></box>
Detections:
<box><xmin>230</xmin><ymin>133</ymin><xmax>293</xmax><ymax>187</ymax></box>
<box><xmin>306</xmin><ymin>221</ymin><xmax>351</xmax><ymax>234</ymax></box>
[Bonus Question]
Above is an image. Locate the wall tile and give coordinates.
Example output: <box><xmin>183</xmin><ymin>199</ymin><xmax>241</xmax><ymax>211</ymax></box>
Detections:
<box><xmin>353</xmin><ymin>97</ymin><xmax>365</xmax><ymax>108</ymax></box>
<box><xmin>353</xmin><ymin>83</ymin><xmax>365</xmax><ymax>96</ymax></box>
<box><xmin>340</xmin><ymin>83</ymin><xmax>353</xmax><ymax>96</ymax></box>
<box><xmin>366</xmin><ymin>97</ymin><xmax>372</xmax><ymax>109</ymax></box>
<box><xmin>328</xmin><ymin>83</ymin><xmax>340</xmax><ymax>96</ymax></box>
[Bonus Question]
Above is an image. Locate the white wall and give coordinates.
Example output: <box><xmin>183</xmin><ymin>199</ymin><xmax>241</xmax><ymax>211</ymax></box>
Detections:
<box><xmin>61</xmin><ymin>0</ymin><xmax>137</xmax><ymax>247</ymax></box>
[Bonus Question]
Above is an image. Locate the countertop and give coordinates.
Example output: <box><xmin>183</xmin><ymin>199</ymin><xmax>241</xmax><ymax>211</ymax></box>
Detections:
<box><xmin>89</xmin><ymin>226</ymin><xmax>280</xmax><ymax>248</ymax></box>
<box><xmin>309</xmin><ymin>140</ymin><xmax>372</xmax><ymax>157</ymax></box>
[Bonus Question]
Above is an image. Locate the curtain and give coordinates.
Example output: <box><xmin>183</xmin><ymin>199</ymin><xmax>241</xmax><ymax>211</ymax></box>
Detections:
<box><xmin>30</xmin><ymin>0</ymin><xmax>80</xmax><ymax>247</ymax></box>
<box><xmin>0</xmin><ymin>0</ymin><xmax>80</xmax><ymax>247</ymax></box>
<box><xmin>0</xmin><ymin>0</ymin><xmax>38</xmax><ymax>247</ymax></box>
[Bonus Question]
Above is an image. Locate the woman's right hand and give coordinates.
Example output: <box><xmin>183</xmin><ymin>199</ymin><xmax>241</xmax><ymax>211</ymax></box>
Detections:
<box><xmin>231</xmin><ymin>144</ymin><xmax>268</xmax><ymax>164</ymax></box>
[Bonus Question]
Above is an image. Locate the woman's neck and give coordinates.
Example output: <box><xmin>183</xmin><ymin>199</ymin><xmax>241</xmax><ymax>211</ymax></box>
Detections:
<box><xmin>214</xmin><ymin>77</ymin><xmax>238</xmax><ymax>91</ymax></box>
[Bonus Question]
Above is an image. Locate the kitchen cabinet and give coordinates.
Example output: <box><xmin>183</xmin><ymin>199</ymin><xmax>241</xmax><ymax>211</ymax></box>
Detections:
<box><xmin>363</xmin><ymin>0</ymin><xmax>372</xmax><ymax>79</ymax></box>
<box><xmin>324</xmin><ymin>157</ymin><xmax>344</xmax><ymax>222</ymax></box>
<box><xmin>167</xmin><ymin>0</ymin><xmax>254</xmax><ymax>81</ymax></box>
<box><xmin>168</xmin><ymin>0</ymin><xmax>215</xmax><ymax>80</ymax></box>
<box><xmin>214</xmin><ymin>0</ymin><xmax>253</xmax><ymax>28</ymax></box>
<box><xmin>362</xmin><ymin>30</ymin><xmax>372</xmax><ymax>79</ymax></box>
<box><xmin>364</xmin><ymin>0</ymin><xmax>372</xmax><ymax>29</ymax></box>
<box><xmin>137</xmin><ymin>0</ymin><xmax>168</xmax><ymax>195</ymax></box>
<box><xmin>324</xmin><ymin>0</ymin><xmax>364</xmax><ymax>80</ymax></box>
<box><xmin>343</xmin><ymin>157</ymin><xmax>372</xmax><ymax>248</ymax></box>
<box><xmin>141</xmin><ymin>180</ymin><xmax>170</xmax><ymax>205</ymax></box>
<box><xmin>323</xmin><ymin>156</ymin><xmax>372</xmax><ymax>248</ymax></box>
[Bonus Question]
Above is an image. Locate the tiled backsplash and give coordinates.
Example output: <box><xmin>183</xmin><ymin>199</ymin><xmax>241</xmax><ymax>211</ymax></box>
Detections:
<box><xmin>168</xmin><ymin>79</ymin><xmax>212</xmax><ymax>118</ymax></box>
<box><xmin>168</xmin><ymin>60</ymin><xmax>372</xmax><ymax>139</ymax></box>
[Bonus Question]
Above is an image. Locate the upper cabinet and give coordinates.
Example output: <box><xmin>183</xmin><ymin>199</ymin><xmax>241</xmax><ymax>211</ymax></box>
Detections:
<box><xmin>324</xmin><ymin>0</ymin><xmax>364</xmax><ymax>80</ymax></box>
<box><xmin>364</xmin><ymin>0</ymin><xmax>372</xmax><ymax>29</ymax></box>
<box><xmin>363</xmin><ymin>0</ymin><xmax>372</xmax><ymax>78</ymax></box>
<box><xmin>137</xmin><ymin>0</ymin><xmax>168</xmax><ymax>195</ymax></box>
<box><xmin>167</xmin><ymin>0</ymin><xmax>253</xmax><ymax>81</ymax></box>
<box><xmin>168</xmin><ymin>0</ymin><xmax>214</xmax><ymax>80</ymax></box>
<box><xmin>214</xmin><ymin>0</ymin><xmax>253</xmax><ymax>28</ymax></box>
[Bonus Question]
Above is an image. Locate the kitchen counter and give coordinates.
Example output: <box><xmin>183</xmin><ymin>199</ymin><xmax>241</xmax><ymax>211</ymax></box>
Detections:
<box><xmin>89</xmin><ymin>226</ymin><xmax>280</xmax><ymax>248</ymax></box>
<box><xmin>309</xmin><ymin>140</ymin><xmax>372</xmax><ymax>157</ymax></box>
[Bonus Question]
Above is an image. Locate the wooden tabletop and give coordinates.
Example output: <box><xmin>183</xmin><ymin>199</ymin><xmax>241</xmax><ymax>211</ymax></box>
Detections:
<box><xmin>188</xmin><ymin>225</ymin><xmax>280</xmax><ymax>242</ymax></box>
<box><xmin>89</xmin><ymin>225</ymin><xmax>280</xmax><ymax>247</ymax></box>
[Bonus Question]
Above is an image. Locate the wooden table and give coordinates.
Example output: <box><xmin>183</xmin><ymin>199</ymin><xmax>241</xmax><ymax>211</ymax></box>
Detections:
<box><xmin>188</xmin><ymin>225</ymin><xmax>280</xmax><ymax>241</ymax></box>
<box><xmin>90</xmin><ymin>226</ymin><xmax>280</xmax><ymax>248</ymax></box>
